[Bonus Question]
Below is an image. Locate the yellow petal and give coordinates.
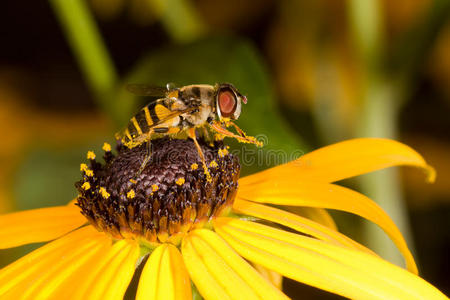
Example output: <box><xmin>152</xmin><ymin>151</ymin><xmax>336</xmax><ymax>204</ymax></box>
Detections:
<box><xmin>74</xmin><ymin>239</ymin><xmax>140</xmax><ymax>300</ymax></box>
<box><xmin>237</xmin><ymin>181</ymin><xmax>417</xmax><ymax>274</ymax></box>
<box><xmin>288</xmin><ymin>206</ymin><xmax>337</xmax><ymax>230</ymax></box>
<box><xmin>13</xmin><ymin>236</ymin><xmax>111</xmax><ymax>299</ymax></box>
<box><xmin>137</xmin><ymin>244</ymin><xmax>192</xmax><ymax>300</ymax></box>
<box><xmin>0</xmin><ymin>205</ymin><xmax>87</xmax><ymax>249</ymax></box>
<box><xmin>49</xmin><ymin>238</ymin><xmax>115</xmax><ymax>298</ymax></box>
<box><xmin>239</xmin><ymin>138</ymin><xmax>435</xmax><ymax>186</ymax></box>
<box><xmin>215</xmin><ymin>218</ymin><xmax>447</xmax><ymax>300</ymax></box>
<box><xmin>233</xmin><ymin>199</ymin><xmax>375</xmax><ymax>255</ymax></box>
<box><xmin>0</xmin><ymin>226</ymin><xmax>102</xmax><ymax>297</ymax></box>
<box><xmin>181</xmin><ymin>237</ymin><xmax>230</xmax><ymax>300</ymax></box>
<box><xmin>182</xmin><ymin>229</ymin><xmax>288</xmax><ymax>300</ymax></box>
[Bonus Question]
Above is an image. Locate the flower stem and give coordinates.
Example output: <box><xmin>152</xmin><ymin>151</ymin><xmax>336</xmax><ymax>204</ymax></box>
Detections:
<box><xmin>49</xmin><ymin>0</ymin><xmax>119</xmax><ymax>119</ymax></box>
<box><xmin>348</xmin><ymin>0</ymin><xmax>450</xmax><ymax>269</ymax></box>
<box><xmin>348</xmin><ymin>0</ymin><xmax>415</xmax><ymax>268</ymax></box>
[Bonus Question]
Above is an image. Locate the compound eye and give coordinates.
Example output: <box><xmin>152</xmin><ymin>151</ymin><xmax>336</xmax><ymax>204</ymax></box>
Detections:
<box><xmin>218</xmin><ymin>90</ymin><xmax>237</xmax><ymax>117</ymax></box>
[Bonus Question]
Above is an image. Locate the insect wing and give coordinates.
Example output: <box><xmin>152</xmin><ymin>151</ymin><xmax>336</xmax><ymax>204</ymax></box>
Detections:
<box><xmin>147</xmin><ymin>102</ymin><xmax>195</xmax><ymax>129</ymax></box>
<box><xmin>126</xmin><ymin>84</ymin><xmax>169</xmax><ymax>97</ymax></box>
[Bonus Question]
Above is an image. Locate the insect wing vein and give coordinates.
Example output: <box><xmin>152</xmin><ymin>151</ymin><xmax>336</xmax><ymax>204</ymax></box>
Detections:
<box><xmin>126</xmin><ymin>84</ymin><xmax>169</xmax><ymax>97</ymax></box>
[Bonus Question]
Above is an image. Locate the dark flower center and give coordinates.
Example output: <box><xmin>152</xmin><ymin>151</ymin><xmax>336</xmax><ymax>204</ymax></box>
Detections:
<box><xmin>76</xmin><ymin>138</ymin><xmax>240</xmax><ymax>246</ymax></box>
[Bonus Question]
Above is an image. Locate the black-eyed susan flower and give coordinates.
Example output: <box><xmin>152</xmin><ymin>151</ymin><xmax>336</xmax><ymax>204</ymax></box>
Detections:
<box><xmin>0</xmin><ymin>138</ymin><xmax>447</xmax><ymax>299</ymax></box>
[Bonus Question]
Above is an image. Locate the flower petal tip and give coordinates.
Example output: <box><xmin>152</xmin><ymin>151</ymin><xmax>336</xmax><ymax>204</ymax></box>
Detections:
<box><xmin>425</xmin><ymin>165</ymin><xmax>436</xmax><ymax>183</ymax></box>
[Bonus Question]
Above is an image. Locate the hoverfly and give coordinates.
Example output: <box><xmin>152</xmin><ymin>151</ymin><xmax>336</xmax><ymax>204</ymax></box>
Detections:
<box><xmin>116</xmin><ymin>83</ymin><xmax>262</xmax><ymax>180</ymax></box>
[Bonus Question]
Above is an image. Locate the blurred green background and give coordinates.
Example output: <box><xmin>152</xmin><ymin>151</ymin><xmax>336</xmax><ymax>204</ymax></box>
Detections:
<box><xmin>0</xmin><ymin>0</ymin><xmax>449</xmax><ymax>298</ymax></box>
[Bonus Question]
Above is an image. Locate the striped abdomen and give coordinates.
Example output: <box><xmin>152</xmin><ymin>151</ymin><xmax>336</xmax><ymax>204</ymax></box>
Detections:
<box><xmin>121</xmin><ymin>100</ymin><xmax>180</xmax><ymax>148</ymax></box>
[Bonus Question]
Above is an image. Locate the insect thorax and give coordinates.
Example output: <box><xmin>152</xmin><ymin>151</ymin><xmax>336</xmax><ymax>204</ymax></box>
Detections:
<box><xmin>178</xmin><ymin>85</ymin><xmax>216</xmax><ymax>126</ymax></box>
<box><xmin>179</xmin><ymin>84</ymin><xmax>215</xmax><ymax>103</ymax></box>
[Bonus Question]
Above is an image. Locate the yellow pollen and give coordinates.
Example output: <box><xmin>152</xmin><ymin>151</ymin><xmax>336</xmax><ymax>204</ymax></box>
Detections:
<box><xmin>202</xmin><ymin>164</ymin><xmax>212</xmax><ymax>182</ymax></box>
<box><xmin>130</xmin><ymin>179</ymin><xmax>137</xmax><ymax>184</ymax></box>
<box><xmin>190</xmin><ymin>163</ymin><xmax>198</xmax><ymax>170</ymax></box>
<box><xmin>81</xmin><ymin>182</ymin><xmax>91</xmax><ymax>190</ymax></box>
<box><xmin>152</xmin><ymin>184</ymin><xmax>159</xmax><ymax>192</ymax></box>
<box><xmin>218</xmin><ymin>148</ymin><xmax>229</xmax><ymax>157</ymax></box>
<box><xmin>175</xmin><ymin>178</ymin><xmax>185</xmax><ymax>186</ymax></box>
<box><xmin>214</xmin><ymin>134</ymin><xmax>224</xmax><ymax>141</ymax></box>
<box><xmin>85</xmin><ymin>169</ymin><xmax>94</xmax><ymax>177</ymax></box>
<box><xmin>87</xmin><ymin>151</ymin><xmax>96</xmax><ymax>160</ymax></box>
<box><xmin>99</xmin><ymin>187</ymin><xmax>110</xmax><ymax>199</ymax></box>
<box><xmin>80</xmin><ymin>163</ymin><xmax>88</xmax><ymax>172</ymax></box>
<box><xmin>127</xmin><ymin>189</ymin><xmax>135</xmax><ymax>199</ymax></box>
<box><xmin>209</xmin><ymin>160</ymin><xmax>218</xmax><ymax>168</ymax></box>
<box><xmin>102</xmin><ymin>142</ymin><xmax>111</xmax><ymax>152</ymax></box>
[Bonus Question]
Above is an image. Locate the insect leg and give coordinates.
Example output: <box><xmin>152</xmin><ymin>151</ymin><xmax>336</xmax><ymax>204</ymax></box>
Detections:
<box><xmin>210</xmin><ymin>121</ymin><xmax>263</xmax><ymax>147</ymax></box>
<box><xmin>188</xmin><ymin>128</ymin><xmax>212</xmax><ymax>182</ymax></box>
<box><xmin>201</xmin><ymin>125</ymin><xmax>212</xmax><ymax>142</ymax></box>
<box><xmin>135</xmin><ymin>140</ymin><xmax>152</xmax><ymax>178</ymax></box>
<box><xmin>227</xmin><ymin>121</ymin><xmax>247</xmax><ymax>138</ymax></box>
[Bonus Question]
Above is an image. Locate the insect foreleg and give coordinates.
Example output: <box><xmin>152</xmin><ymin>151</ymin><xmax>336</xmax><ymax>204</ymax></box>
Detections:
<box><xmin>210</xmin><ymin>121</ymin><xmax>263</xmax><ymax>147</ymax></box>
<box><xmin>227</xmin><ymin>121</ymin><xmax>247</xmax><ymax>138</ymax></box>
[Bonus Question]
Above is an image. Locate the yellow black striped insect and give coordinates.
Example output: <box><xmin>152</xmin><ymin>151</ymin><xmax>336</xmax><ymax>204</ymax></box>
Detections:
<box><xmin>116</xmin><ymin>83</ymin><xmax>262</xmax><ymax>180</ymax></box>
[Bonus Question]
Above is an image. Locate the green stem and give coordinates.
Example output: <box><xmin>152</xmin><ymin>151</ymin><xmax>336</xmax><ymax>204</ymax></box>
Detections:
<box><xmin>348</xmin><ymin>0</ymin><xmax>415</xmax><ymax>268</ymax></box>
<box><xmin>357</xmin><ymin>79</ymin><xmax>415</xmax><ymax>268</ymax></box>
<box><xmin>49</xmin><ymin>0</ymin><xmax>119</xmax><ymax>119</ymax></box>
<box><xmin>348</xmin><ymin>0</ymin><xmax>450</xmax><ymax>269</ymax></box>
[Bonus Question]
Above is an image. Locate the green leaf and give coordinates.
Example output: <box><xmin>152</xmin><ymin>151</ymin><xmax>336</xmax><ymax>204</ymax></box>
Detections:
<box><xmin>13</xmin><ymin>140</ymin><xmax>113</xmax><ymax>211</ymax></box>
